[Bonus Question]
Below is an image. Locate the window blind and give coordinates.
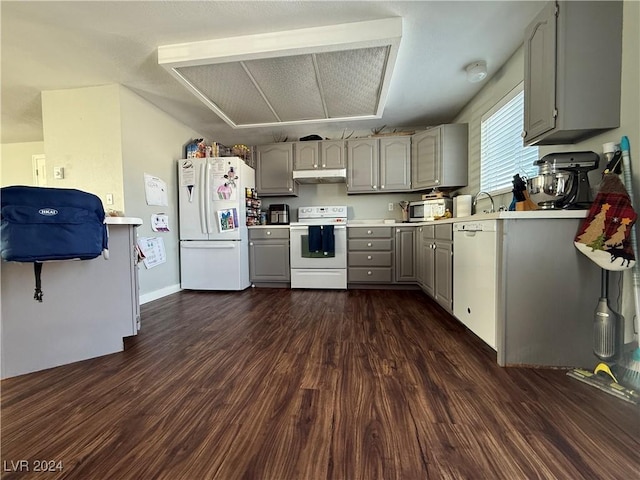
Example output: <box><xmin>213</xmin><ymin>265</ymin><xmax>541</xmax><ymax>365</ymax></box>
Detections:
<box><xmin>480</xmin><ymin>84</ymin><xmax>538</xmax><ymax>194</ymax></box>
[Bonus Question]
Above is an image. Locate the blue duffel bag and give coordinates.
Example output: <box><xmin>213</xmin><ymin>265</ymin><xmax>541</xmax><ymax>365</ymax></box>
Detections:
<box><xmin>1</xmin><ymin>185</ymin><xmax>108</xmax><ymax>301</ymax></box>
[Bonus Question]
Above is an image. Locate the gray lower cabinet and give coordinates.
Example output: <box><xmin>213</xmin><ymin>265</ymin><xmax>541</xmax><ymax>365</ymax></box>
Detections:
<box><xmin>394</xmin><ymin>226</ymin><xmax>415</xmax><ymax>282</ymax></box>
<box><xmin>433</xmin><ymin>225</ymin><xmax>453</xmax><ymax>313</ymax></box>
<box><xmin>417</xmin><ymin>224</ymin><xmax>453</xmax><ymax>313</ymax></box>
<box><xmin>248</xmin><ymin>228</ymin><xmax>290</xmax><ymax>284</ymax></box>
<box><xmin>416</xmin><ymin>225</ymin><xmax>435</xmax><ymax>296</ymax></box>
<box><xmin>347</xmin><ymin>137</ymin><xmax>411</xmax><ymax>193</ymax></box>
<box><xmin>348</xmin><ymin>227</ymin><xmax>393</xmax><ymax>283</ymax></box>
<box><xmin>411</xmin><ymin>124</ymin><xmax>468</xmax><ymax>190</ymax></box>
<box><xmin>255</xmin><ymin>143</ymin><xmax>298</xmax><ymax>196</ymax></box>
<box><xmin>523</xmin><ymin>1</ymin><xmax>622</xmax><ymax>145</ymax></box>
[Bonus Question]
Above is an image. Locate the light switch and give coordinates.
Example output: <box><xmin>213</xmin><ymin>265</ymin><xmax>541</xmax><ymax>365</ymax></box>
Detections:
<box><xmin>106</xmin><ymin>193</ymin><xmax>114</xmax><ymax>205</ymax></box>
<box><xmin>53</xmin><ymin>167</ymin><xmax>64</xmax><ymax>179</ymax></box>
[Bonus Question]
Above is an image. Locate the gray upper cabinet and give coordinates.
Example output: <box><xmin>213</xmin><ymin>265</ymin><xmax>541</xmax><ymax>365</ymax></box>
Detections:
<box><xmin>380</xmin><ymin>137</ymin><xmax>411</xmax><ymax>192</ymax></box>
<box><xmin>347</xmin><ymin>136</ymin><xmax>411</xmax><ymax>193</ymax></box>
<box><xmin>347</xmin><ymin>139</ymin><xmax>379</xmax><ymax>193</ymax></box>
<box><xmin>523</xmin><ymin>1</ymin><xmax>622</xmax><ymax>146</ymax></box>
<box><xmin>411</xmin><ymin>124</ymin><xmax>468</xmax><ymax>191</ymax></box>
<box><xmin>255</xmin><ymin>143</ymin><xmax>298</xmax><ymax>196</ymax></box>
<box><xmin>293</xmin><ymin>142</ymin><xmax>320</xmax><ymax>170</ymax></box>
<box><xmin>320</xmin><ymin>140</ymin><xmax>346</xmax><ymax>168</ymax></box>
<box><xmin>294</xmin><ymin>140</ymin><xmax>346</xmax><ymax>170</ymax></box>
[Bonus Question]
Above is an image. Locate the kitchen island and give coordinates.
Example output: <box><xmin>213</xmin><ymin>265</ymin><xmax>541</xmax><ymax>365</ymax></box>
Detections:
<box><xmin>1</xmin><ymin>217</ymin><xmax>142</xmax><ymax>378</ymax></box>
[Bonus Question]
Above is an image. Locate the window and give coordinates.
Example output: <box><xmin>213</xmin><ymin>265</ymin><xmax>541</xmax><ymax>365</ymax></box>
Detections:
<box><xmin>480</xmin><ymin>83</ymin><xmax>538</xmax><ymax>194</ymax></box>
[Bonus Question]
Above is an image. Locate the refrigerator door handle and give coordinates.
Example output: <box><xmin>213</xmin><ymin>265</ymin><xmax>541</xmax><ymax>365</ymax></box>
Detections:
<box><xmin>199</xmin><ymin>162</ymin><xmax>207</xmax><ymax>234</ymax></box>
<box><xmin>181</xmin><ymin>243</ymin><xmax>238</xmax><ymax>249</ymax></box>
<box><xmin>204</xmin><ymin>161</ymin><xmax>212</xmax><ymax>234</ymax></box>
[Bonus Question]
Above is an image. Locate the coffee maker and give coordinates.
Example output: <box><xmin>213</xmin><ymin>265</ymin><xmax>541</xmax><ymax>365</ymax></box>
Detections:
<box><xmin>268</xmin><ymin>204</ymin><xmax>290</xmax><ymax>225</ymax></box>
<box><xmin>529</xmin><ymin>151</ymin><xmax>600</xmax><ymax>209</ymax></box>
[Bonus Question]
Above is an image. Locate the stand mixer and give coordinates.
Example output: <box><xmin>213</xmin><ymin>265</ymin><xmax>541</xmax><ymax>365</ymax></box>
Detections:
<box><xmin>527</xmin><ymin>151</ymin><xmax>600</xmax><ymax>209</ymax></box>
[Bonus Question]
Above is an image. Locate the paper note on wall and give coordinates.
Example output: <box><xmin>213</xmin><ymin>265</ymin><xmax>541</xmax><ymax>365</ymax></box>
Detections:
<box><xmin>144</xmin><ymin>173</ymin><xmax>168</xmax><ymax>206</ymax></box>
<box><xmin>151</xmin><ymin>214</ymin><xmax>170</xmax><ymax>232</ymax></box>
<box><xmin>136</xmin><ymin>237</ymin><xmax>166</xmax><ymax>269</ymax></box>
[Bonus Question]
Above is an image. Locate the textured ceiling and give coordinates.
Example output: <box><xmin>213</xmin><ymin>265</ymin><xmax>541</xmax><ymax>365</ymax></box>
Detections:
<box><xmin>1</xmin><ymin>1</ymin><xmax>546</xmax><ymax>147</ymax></box>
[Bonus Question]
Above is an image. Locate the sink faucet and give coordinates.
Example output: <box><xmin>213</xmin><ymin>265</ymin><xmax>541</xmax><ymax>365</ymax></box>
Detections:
<box><xmin>472</xmin><ymin>191</ymin><xmax>495</xmax><ymax>214</ymax></box>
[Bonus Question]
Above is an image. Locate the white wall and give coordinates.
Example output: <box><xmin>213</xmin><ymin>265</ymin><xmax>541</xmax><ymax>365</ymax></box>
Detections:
<box><xmin>41</xmin><ymin>85</ymin><xmax>125</xmax><ymax>211</ymax></box>
<box><xmin>37</xmin><ymin>84</ymin><xmax>203</xmax><ymax>301</ymax></box>
<box><xmin>261</xmin><ymin>184</ymin><xmax>422</xmax><ymax>223</ymax></box>
<box><xmin>0</xmin><ymin>141</ymin><xmax>44</xmax><ymax>186</ymax></box>
<box><xmin>455</xmin><ymin>1</ymin><xmax>639</xmax><ymax>210</ymax></box>
<box><xmin>118</xmin><ymin>86</ymin><xmax>202</xmax><ymax>301</ymax></box>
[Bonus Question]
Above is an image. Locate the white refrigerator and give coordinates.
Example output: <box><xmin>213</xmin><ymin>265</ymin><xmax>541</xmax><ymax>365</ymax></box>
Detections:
<box><xmin>178</xmin><ymin>157</ymin><xmax>255</xmax><ymax>290</ymax></box>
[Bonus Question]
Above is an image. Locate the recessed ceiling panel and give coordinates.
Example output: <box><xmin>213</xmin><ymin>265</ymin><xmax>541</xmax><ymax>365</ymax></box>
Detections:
<box><xmin>175</xmin><ymin>63</ymin><xmax>277</xmax><ymax>125</ymax></box>
<box><xmin>316</xmin><ymin>46</ymin><xmax>389</xmax><ymax>118</ymax></box>
<box><xmin>158</xmin><ymin>18</ymin><xmax>402</xmax><ymax>128</ymax></box>
<box><xmin>244</xmin><ymin>55</ymin><xmax>326</xmax><ymax>122</ymax></box>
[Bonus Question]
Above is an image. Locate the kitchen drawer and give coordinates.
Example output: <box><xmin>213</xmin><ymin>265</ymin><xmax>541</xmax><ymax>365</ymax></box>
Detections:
<box><xmin>249</xmin><ymin>228</ymin><xmax>290</xmax><ymax>240</ymax></box>
<box><xmin>348</xmin><ymin>251</ymin><xmax>393</xmax><ymax>267</ymax></box>
<box><xmin>348</xmin><ymin>267</ymin><xmax>393</xmax><ymax>283</ymax></box>
<box><xmin>348</xmin><ymin>227</ymin><xmax>392</xmax><ymax>239</ymax></box>
<box><xmin>348</xmin><ymin>239</ymin><xmax>393</xmax><ymax>251</ymax></box>
<box><xmin>435</xmin><ymin>224</ymin><xmax>452</xmax><ymax>241</ymax></box>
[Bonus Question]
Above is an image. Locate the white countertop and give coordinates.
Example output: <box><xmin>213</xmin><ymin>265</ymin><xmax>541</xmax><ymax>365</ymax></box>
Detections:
<box><xmin>246</xmin><ymin>210</ymin><xmax>589</xmax><ymax>229</ymax></box>
<box><xmin>248</xmin><ymin>224</ymin><xmax>291</xmax><ymax>229</ymax></box>
<box><xmin>347</xmin><ymin>210</ymin><xmax>589</xmax><ymax>227</ymax></box>
<box><xmin>105</xmin><ymin>216</ymin><xmax>143</xmax><ymax>226</ymax></box>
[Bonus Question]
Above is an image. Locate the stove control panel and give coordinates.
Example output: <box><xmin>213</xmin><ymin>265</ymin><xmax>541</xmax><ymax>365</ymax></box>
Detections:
<box><xmin>298</xmin><ymin>205</ymin><xmax>347</xmax><ymax>219</ymax></box>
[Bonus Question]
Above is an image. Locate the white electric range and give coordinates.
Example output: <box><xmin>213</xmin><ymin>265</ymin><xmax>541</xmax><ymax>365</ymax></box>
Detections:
<box><xmin>289</xmin><ymin>206</ymin><xmax>348</xmax><ymax>289</ymax></box>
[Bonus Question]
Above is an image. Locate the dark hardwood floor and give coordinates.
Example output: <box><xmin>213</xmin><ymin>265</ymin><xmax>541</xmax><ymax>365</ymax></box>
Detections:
<box><xmin>1</xmin><ymin>289</ymin><xmax>638</xmax><ymax>479</ymax></box>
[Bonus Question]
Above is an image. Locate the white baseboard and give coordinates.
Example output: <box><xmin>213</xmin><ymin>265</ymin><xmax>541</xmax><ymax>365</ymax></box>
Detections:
<box><xmin>140</xmin><ymin>284</ymin><xmax>182</xmax><ymax>305</ymax></box>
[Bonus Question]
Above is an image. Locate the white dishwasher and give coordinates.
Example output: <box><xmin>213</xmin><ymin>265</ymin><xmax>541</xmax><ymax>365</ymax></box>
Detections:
<box><xmin>453</xmin><ymin>220</ymin><xmax>498</xmax><ymax>349</ymax></box>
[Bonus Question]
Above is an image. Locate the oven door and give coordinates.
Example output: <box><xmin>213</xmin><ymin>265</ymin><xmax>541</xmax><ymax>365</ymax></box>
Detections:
<box><xmin>289</xmin><ymin>225</ymin><xmax>347</xmax><ymax>269</ymax></box>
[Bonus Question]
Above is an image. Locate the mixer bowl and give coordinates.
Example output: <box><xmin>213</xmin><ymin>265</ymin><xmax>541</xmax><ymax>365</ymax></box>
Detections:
<box><xmin>527</xmin><ymin>172</ymin><xmax>574</xmax><ymax>208</ymax></box>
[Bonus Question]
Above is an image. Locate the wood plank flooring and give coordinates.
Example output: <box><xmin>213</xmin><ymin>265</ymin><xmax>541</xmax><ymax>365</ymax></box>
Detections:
<box><xmin>2</xmin><ymin>289</ymin><xmax>639</xmax><ymax>479</ymax></box>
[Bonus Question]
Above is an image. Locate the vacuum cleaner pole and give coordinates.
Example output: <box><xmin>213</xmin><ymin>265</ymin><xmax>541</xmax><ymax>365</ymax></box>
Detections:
<box><xmin>594</xmin><ymin>269</ymin><xmax>622</xmax><ymax>362</ymax></box>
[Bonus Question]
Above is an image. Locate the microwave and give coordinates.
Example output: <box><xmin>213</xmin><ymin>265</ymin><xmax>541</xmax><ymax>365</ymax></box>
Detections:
<box><xmin>409</xmin><ymin>199</ymin><xmax>452</xmax><ymax>222</ymax></box>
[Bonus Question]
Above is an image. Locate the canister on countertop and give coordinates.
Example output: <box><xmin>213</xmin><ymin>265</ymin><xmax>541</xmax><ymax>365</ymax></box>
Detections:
<box><xmin>454</xmin><ymin>195</ymin><xmax>472</xmax><ymax>217</ymax></box>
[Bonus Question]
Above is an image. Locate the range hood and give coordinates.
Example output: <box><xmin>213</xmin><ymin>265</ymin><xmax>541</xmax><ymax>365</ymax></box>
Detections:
<box><xmin>293</xmin><ymin>168</ymin><xmax>347</xmax><ymax>184</ymax></box>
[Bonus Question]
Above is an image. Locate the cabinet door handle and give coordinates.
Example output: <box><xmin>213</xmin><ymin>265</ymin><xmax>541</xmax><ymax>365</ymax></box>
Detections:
<box><xmin>288</xmin><ymin>187</ymin><xmax>293</xmax><ymax>191</ymax></box>
<box><xmin>521</xmin><ymin>131</ymin><xmax>527</xmax><ymax>138</ymax></box>
<box><xmin>314</xmin><ymin>164</ymin><xmax>318</xmax><ymax>168</ymax></box>
<box><xmin>322</xmin><ymin>164</ymin><xmax>326</xmax><ymax>167</ymax></box>
<box><xmin>249</xmin><ymin>242</ymin><xmax>254</xmax><ymax>246</ymax></box>
<box><xmin>372</xmin><ymin>185</ymin><xmax>377</xmax><ymax>189</ymax></box>
<box><xmin>381</xmin><ymin>185</ymin><xmax>385</xmax><ymax>189</ymax></box>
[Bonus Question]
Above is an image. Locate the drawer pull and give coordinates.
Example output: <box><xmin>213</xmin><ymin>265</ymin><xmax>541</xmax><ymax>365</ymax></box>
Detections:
<box><xmin>367</xmin><ymin>242</ymin><xmax>372</xmax><ymax>247</ymax></box>
<box><xmin>367</xmin><ymin>255</ymin><xmax>372</xmax><ymax>260</ymax></box>
<box><xmin>367</xmin><ymin>271</ymin><xmax>372</xmax><ymax>275</ymax></box>
<box><xmin>367</xmin><ymin>230</ymin><xmax>372</xmax><ymax>235</ymax></box>
<box><xmin>266</xmin><ymin>231</ymin><xmax>272</xmax><ymax>235</ymax></box>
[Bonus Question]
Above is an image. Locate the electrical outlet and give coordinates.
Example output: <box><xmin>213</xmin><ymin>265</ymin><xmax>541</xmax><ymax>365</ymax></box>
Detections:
<box><xmin>388</xmin><ymin>202</ymin><xmax>394</xmax><ymax>211</ymax></box>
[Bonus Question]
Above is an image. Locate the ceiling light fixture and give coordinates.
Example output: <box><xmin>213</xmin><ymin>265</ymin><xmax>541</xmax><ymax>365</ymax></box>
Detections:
<box><xmin>158</xmin><ymin>18</ymin><xmax>402</xmax><ymax>129</ymax></box>
<box><xmin>465</xmin><ymin>61</ymin><xmax>487</xmax><ymax>83</ymax></box>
